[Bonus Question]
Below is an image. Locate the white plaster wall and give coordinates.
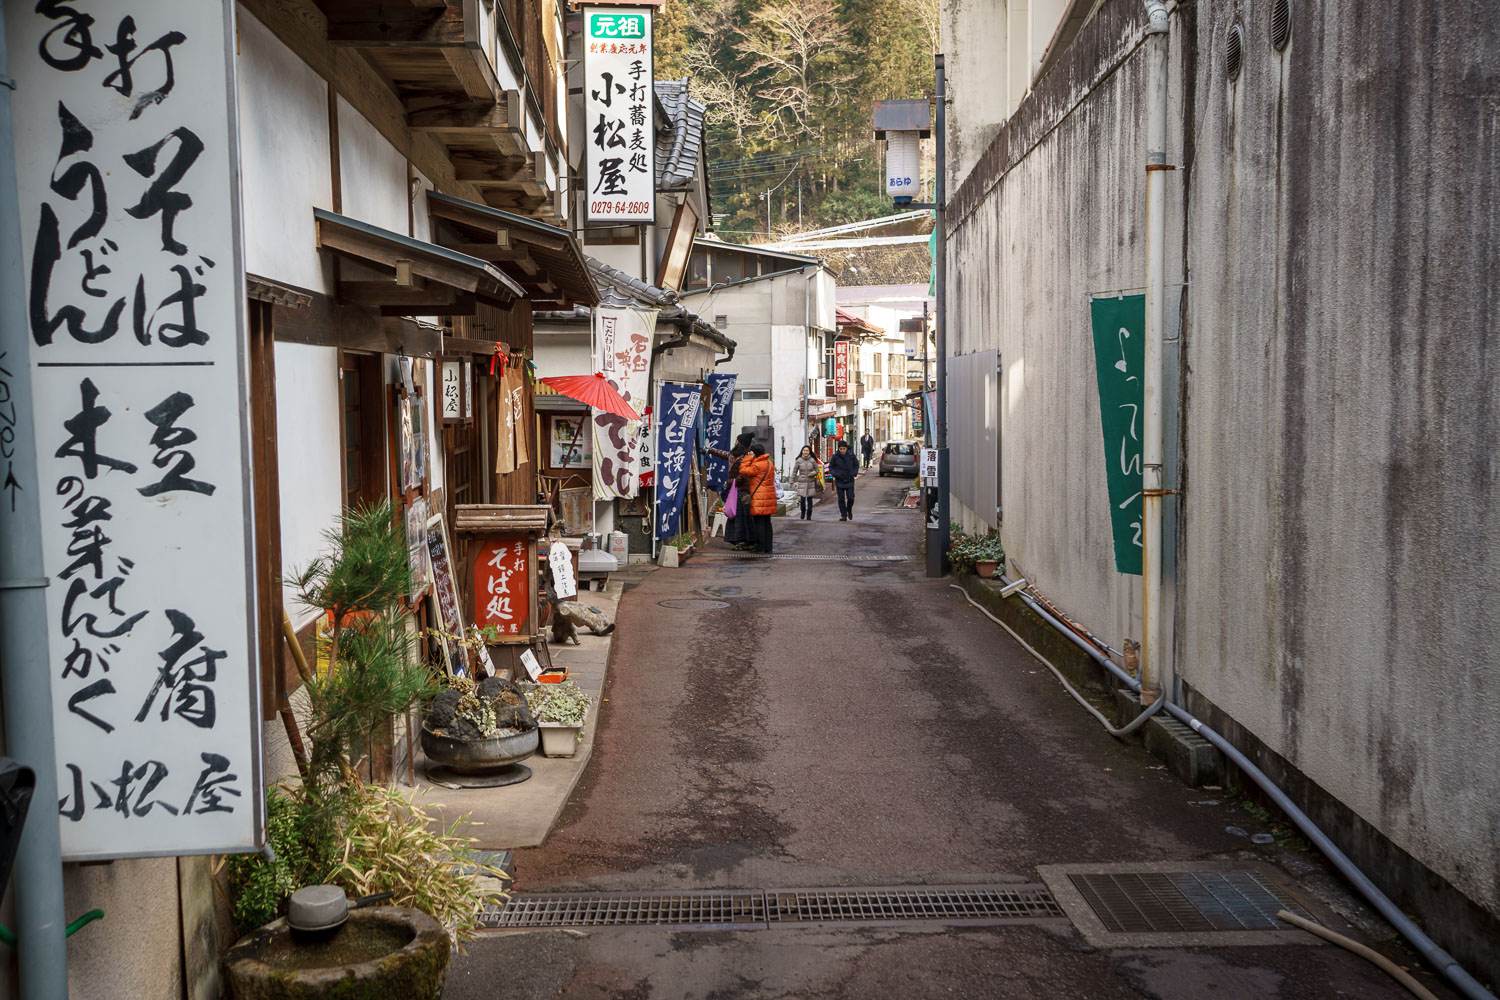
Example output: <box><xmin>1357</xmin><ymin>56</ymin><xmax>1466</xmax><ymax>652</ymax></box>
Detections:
<box><xmin>769</xmin><ymin>324</ymin><xmax>811</xmax><ymax>458</ymax></box>
<box><xmin>235</xmin><ymin>6</ymin><xmax>332</xmax><ymax>293</ymax></box>
<box><xmin>534</xmin><ymin>329</ymin><xmax>592</xmax><ymax>384</ymax></box>
<box><xmin>411</xmin><ymin>168</ymin><xmax>435</xmax><ymax>243</ymax></box>
<box><xmin>588</xmin><ymin>243</ymin><xmax>640</xmax><ymax>277</ymax></box>
<box><xmin>274</xmin><ymin>342</ymin><xmax>342</xmax><ymax>628</ymax></box>
<box><xmin>337</xmin><ymin>97</ymin><xmax>409</xmax><ymax>235</ymax></box>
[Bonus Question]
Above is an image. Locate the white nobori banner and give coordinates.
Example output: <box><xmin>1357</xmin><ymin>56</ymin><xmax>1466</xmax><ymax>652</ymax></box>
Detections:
<box><xmin>583</xmin><ymin>6</ymin><xmax>654</xmax><ymax>223</ymax></box>
<box><xmin>8</xmin><ymin>0</ymin><xmax>261</xmax><ymax>859</ymax></box>
<box><xmin>591</xmin><ymin>305</ymin><xmax>657</xmax><ymax>498</ymax></box>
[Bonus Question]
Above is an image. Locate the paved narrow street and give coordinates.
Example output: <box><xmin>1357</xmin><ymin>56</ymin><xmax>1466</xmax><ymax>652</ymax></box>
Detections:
<box><xmin>446</xmin><ymin>473</ymin><xmax>1447</xmax><ymax>1000</ymax></box>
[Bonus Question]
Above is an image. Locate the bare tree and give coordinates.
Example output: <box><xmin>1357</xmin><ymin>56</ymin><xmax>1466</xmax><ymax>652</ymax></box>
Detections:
<box><xmin>733</xmin><ymin>0</ymin><xmax>855</xmax><ymax>141</ymax></box>
<box><xmin>685</xmin><ymin>38</ymin><xmax>760</xmax><ymax>143</ymax></box>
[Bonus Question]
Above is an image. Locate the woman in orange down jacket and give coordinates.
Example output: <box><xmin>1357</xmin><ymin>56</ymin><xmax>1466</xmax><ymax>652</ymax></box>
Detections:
<box><xmin>737</xmin><ymin>443</ymin><xmax>778</xmax><ymax>554</ymax></box>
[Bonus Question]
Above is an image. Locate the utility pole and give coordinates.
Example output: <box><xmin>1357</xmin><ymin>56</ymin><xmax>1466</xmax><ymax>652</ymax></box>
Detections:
<box><xmin>0</xmin><ymin>11</ymin><xmax>71</xmax><ymax>997</ymax></box>
<box><xmin>929</xmin><ymin>53</ymin><xmax>950</xmax><ymax>579</ymax></box>
<box><xmin>921</xmin><ymin>300</ymin><xmax>931</xmax><ymax>447</ymax></box>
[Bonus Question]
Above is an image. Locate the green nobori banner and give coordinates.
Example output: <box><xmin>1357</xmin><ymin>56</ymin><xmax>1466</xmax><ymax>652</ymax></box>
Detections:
<box><xmin>1090</xmin><ymin>294</ymin><xmax>1145</xmax><ymax>576</ymax></box>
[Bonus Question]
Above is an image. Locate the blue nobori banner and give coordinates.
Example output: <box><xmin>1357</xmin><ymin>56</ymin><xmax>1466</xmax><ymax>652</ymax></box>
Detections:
<box><xmin>653</xmin><ymin>381</ymin><xmax>701</xmax><ymax>540</ymax></box>
<box><xmin>702</xmin><ymin>374</ymin><xmax>736</xmax><ymax>492</ymax></box>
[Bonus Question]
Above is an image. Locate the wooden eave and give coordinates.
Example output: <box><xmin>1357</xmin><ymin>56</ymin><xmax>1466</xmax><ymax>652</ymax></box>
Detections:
<box><xmin>315</xmin><ymin>208</ymin><xmax>523</xmax><ymax>313</ymax></box>
<box><xmin>427</xmin><ymin>192</ymin><xmax>598</xmax><ymax>308</ymax></box>
<box><xmin>316</xmin><ymin>0</ymin><xmax>552</xmax><ymax>217</ymax></box>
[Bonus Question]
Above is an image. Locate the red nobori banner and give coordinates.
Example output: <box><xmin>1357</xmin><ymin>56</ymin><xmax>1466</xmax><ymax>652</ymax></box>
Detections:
<box><xmin>835</xmin><ymin>340</ymin><xmax>850</xmax><ymax>396</ymax></box>
<box><xmin>474</xmin><ymin>534</ymin><xmax>532</xmax><ymax>636</ymax></box>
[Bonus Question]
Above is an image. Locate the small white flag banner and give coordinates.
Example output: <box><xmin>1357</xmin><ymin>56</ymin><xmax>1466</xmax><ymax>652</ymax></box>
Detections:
<box><xmin>592</xmin><ymin>305</ymin><xmax>656</xmax><ymax>499</ymax></box>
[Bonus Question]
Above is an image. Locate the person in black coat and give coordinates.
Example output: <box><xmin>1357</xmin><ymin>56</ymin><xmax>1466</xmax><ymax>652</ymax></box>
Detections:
<box><xmin>828</xmin><ymin>441</ymin><xmax>860</xmax><ymax>521</ymax></box>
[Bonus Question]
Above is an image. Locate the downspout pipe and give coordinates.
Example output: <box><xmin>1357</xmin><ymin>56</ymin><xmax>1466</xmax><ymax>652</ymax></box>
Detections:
<box><xmin>0</xmin><ymin>12</ymin><xmax>71</xmax><ymax>997</ymax></box>
<box><xmin>996</xmin><ymin>573</ymin><xmax>1496</xmax><ymax>1000</ymax></box>
<box><xmin>1140</xmin><ymin>0</ymin><xmax>1171</xmax><ymax>705</ymax></box>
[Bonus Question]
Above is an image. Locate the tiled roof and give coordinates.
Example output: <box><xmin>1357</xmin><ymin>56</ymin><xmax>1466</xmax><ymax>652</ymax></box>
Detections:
<box><xmin>654</xmin><ymin>79</ymin><xmax>706</xmax><ymax>191</ymax></box>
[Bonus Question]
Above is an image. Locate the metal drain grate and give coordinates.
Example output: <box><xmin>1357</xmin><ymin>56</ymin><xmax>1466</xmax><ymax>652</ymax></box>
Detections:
<box><xmin>1067</xmin><ymin>871</ymin><xmax>1309</xmax><ymax>933</ymax></box>
<box><xmin>657</xmin><ymin>598</ymin><xmax>731</xmax><ymax>610</ymax></box>
<box><xmin>481</xmin><ymin>884</ymin><xmax>1063</xmax><ymax>931</ymax></box>
<box><xmin>693</xmin><ymin>553</ymin><xmax>914</xmax><ymax>562</ymax></box>
<box><xmin>483</xmin><ymin>891</ymin><xmax>764</xmax><ymax>930</ymax></box>
<box><xmin>765</xmin><ymin>885</ymin><xmax>1063</xmax><ymax>926</ymax></box>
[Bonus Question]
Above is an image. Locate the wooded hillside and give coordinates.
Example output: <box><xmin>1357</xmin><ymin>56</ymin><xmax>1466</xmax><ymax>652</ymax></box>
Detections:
<box><xmin>654</xmin><ymin>0</ymin><xmax>937</xmax><ymax>243</ymax></box>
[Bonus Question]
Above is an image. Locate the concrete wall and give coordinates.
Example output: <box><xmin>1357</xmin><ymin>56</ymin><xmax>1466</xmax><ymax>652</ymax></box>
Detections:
<box><xmin>944</xmin><ymin>0</ymin><xmax>1500</xmax><ymax>974</ymax></box>
<box><xmin>1179</xmin><ymin>0</ymin><xmax>1500</xmax><ymax>942</ymax></box>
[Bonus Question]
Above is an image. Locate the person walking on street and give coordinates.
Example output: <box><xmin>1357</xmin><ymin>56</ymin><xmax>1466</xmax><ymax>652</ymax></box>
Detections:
<box><xmin>829</xmin><ymin>440</ymin><xmax>859</xmax><ymax>521</ymax></box>
<box><xmin>790</xmin><ymin>445</ymin><xmax>820</xmax><ymax>520</ymax></box>
<box><xmin>860</xmin><ymin>431</ymin><xmax>875</xmax><ymax>470</ymax></box>
<box><xmin>738</xmin><ymin>443</ymin><xmax>779</xmax><ymax>552</ymax></box>
<box><xmin>708</xmin><ymin>432</ymin><xmax>756</xmax><ymax>550</ymax></box>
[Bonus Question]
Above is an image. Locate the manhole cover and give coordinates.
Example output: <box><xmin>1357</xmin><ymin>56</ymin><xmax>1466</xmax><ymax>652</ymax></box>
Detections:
<box><xmin>480</xmin><ymin>884</ymin><xmax>1064</xmax><ymax>931</ymax></box>
<box><xmin>1038</xmin><ymin>863</ymin><xmax>1320</xmax><ymax>948</ymax></box>
<box><xmin>657</xmin><ymin>598</ymin><xmax>730</xmax><ymax>610</ymax></box>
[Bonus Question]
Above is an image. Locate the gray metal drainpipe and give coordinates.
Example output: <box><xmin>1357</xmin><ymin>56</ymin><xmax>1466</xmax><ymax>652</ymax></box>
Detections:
<box><xmin>0</xmin><ymin>11</ymin><xmax>72</xmax><ymax>997</ymax></box>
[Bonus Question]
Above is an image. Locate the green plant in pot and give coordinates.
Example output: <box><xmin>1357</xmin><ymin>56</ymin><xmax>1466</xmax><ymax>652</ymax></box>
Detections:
<box><xmin>948</xmin><ymin>528</ymin><xmax>1005</xmax><ymax>577</ymax></box>
<box><xmin>525</xmin><ymin>680</ymin><xmax>594</xmax><ymax>758</ymax></box>
<box><xmin>223</xmin><ymin>502</ymin><xmax>507</xmax><ymax>999</ymax></box>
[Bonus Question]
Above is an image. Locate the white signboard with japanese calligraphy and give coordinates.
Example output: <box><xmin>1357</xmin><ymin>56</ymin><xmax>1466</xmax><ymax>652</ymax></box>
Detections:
<box><xmin>8</xmin><ymin>0</ymin><xmax>261</xmax><ymax>859</ymax></box>
<box><xmin>591</xmin><ymin>305</ymin><xmax>656</xmax><ymax>499</ymax></box>
<box><xmin>920</xmin><ymin>447</ymin><xmax>939</xmax><ymax>484</ymax></box>
<box><xmin>584</xmin><ymin>6</ymin><xmax>654</xmax><ymax>223</ymax></box>
<box><xmin>548</xmin><ymin>543</ymin><xmax>577</xmax><ymax>600</ymax></box>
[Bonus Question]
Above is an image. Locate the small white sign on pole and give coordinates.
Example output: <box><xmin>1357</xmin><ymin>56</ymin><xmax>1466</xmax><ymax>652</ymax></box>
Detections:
<box><xmin>583</xmin><ymin>6</ymin><xmax>655</xmax><ymax>223</ymax></box>
<box><xmin>548</xmin><ymin>544</ymin><xmax>578</xmax><ymax>600</ymax></box>
<box><xmin>9</xmin><ymin>0</ymin><xmax>261</xmax><ymax>859</ymax></box>
<box><xmin>920</xmin><ymin>447</ymin><xmax>940</xmax><ymax>484</ymax></box>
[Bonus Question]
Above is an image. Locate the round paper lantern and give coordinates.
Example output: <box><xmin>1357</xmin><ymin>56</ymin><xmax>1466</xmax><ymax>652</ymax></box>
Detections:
<box><xmin>835</xmin><ymin>424</ymin><xmax>845</xmax><ymax>439</ymax></box>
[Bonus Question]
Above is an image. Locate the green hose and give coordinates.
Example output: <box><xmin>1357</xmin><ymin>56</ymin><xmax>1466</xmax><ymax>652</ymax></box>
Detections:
<box><xmin>0</xmin><ymin>908</ymin><xmax>103</xmax><ymax>946</ymax></box>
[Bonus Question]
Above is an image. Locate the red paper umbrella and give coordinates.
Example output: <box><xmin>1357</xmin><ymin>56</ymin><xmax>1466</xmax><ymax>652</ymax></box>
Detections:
<box><xmin>539</xmin><ymin>372</ymin><xmax>640</xmax><ymax>421</ymax></box>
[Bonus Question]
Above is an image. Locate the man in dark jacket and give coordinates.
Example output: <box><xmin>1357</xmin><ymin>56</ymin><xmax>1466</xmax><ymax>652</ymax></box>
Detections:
<box><xmin>829</xmin><ymin>441</ymin><xmax>860</xmax><ymax>521</ymax></box>
<box><xmin>859</xmin><ymin>431</ymin><xmax>875</xmax><ymax>469</ymax></box>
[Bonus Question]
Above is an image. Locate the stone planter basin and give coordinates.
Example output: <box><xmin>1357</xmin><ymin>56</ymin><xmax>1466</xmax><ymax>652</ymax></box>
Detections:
<box><xmin>223</xmin><ymin>906</ymin><xmax>448</xmax><ymax>1000</ymax></box>
<box><xmin>420</xmin><ymin>723</ymin><xmax>538</xmax><ymax>775</ymax></box>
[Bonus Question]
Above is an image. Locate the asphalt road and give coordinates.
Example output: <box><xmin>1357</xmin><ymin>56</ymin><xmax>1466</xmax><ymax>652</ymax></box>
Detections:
<box><xmin>445</xmin><ymin>472</ymin><xmax>1452</xmax><ymax>1000</ymax></box>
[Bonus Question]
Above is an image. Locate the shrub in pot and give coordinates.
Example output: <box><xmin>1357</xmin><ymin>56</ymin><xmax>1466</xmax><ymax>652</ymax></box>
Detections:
<box><xmin>525</xmin><ymin>680</ymin><xmax>594</xmax><ymax>757</ymax></box>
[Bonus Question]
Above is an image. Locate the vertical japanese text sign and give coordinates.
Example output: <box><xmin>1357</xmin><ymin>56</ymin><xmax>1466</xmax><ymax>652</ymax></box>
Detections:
<box><xmin>473</xmin><ymin>535</ymin><xmax>531</xmax><ymax>637</ymax></box>
<box><xmin>584</xmin><ymin>7</ymin><xmax>654</xmax><ymax>223</ymax></box>
<box><xmin>702</xmin><ymin>373</ymin><xmax>736</xmax><ymax>492</ymax></box>
<box><xmin>1089</xmin><ymin>295</ymin><xmax>1146</xmax><ymax>576</ymax></box>
<box><xmin>8</xmin><ymin>0</ymin><xmax>262</xmax><ymax>858</ymax></box>
<box><xmin>653</xmin><ymin>381</ymin><xmax>700</xmax><ymax>540</ymax></box>
<box><xmin>590</xmin><ymin>305</ymin><xmax>656</xmax><ymax>499</ymax></box>
<box><xmin>834</xmin><ymin>340</ymin><xmax>850</xmax><ymax>396</ymax></box>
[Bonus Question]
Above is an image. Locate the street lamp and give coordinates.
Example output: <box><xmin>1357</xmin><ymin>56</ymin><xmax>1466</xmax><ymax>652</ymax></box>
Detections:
<box><xmin>873</xmin><ymin>99</ymin><xmax>931</xmax><ymax>204</ymax></box>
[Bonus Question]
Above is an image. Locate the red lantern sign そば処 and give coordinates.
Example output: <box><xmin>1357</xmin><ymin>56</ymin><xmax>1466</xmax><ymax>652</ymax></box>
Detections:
<box><xmin>474</xmin><ymin>534</ymin><xmax>532</xmax><ymax>635</ymax></box>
